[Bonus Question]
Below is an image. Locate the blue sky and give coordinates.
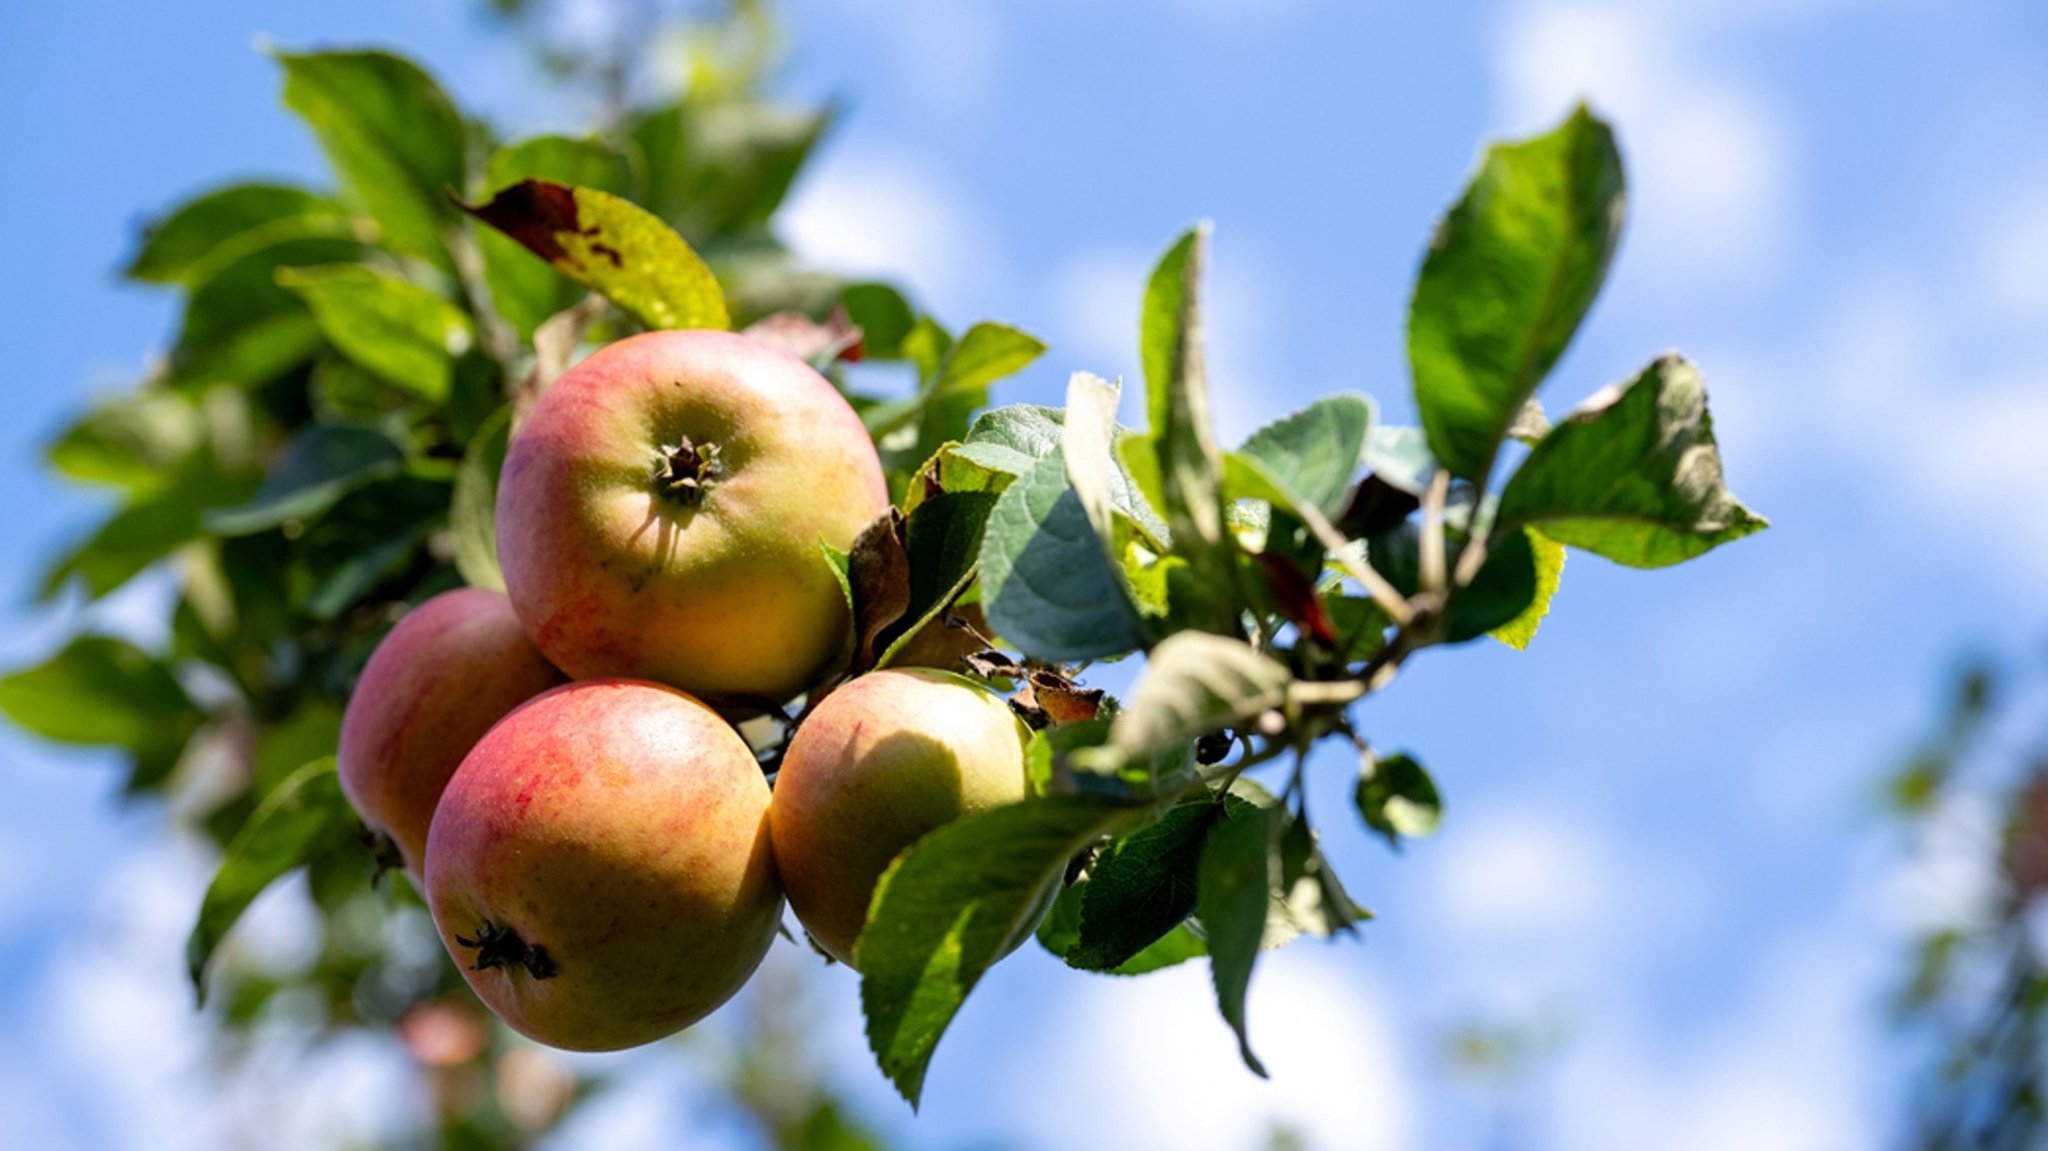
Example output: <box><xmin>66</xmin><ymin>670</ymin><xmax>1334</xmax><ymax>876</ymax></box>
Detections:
<box><xmin>5</xmin><ymin>1</ymin><xmax>2048</xmax><ymax>1148</ymax></box>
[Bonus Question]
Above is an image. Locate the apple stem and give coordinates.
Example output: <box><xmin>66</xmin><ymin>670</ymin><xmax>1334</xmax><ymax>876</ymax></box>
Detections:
<box><xmin>454</xmin><ymin>921</ymin><xmax>558</xmax><ymax>980</ymax></box>
<box><xmin>652</xmin><ymin>436</ymin><xmax>723</xmax><ymax>506</ymax></box>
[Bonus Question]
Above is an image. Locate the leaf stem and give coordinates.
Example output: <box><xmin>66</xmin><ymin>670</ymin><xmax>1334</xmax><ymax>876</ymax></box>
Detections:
<box><xmin>1292</xmin><ymin>496</ymin><xmax>1413</xmax><ymax>626</ymax></box>
<box><xmin>1420</xmin><ymin>469</ymin><xmax>1450</xmax><ymax>597</ymax></box>
<box><xmin>443</xmin><ymin>221</ymin><xmax>522</xmax><ymax>371</ymax></box>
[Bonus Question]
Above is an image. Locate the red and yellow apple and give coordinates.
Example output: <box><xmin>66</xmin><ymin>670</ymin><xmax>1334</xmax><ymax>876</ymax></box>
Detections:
<box><xmin>769</xmin><ymin>668</ymin><xmax>1032</xmax><ymax>966</ymax></box>
<box><xmin>494</xmin><ymin>329</ymin><xmax>889</xmax><ymax>703</ymax></box>
<box><xmin>424</xmin><ymin>678</ymin><xmax>783</xmax><ymax>1052</ymax></box>
<box><xmin>337</xmin><ymin>587</ymin><xmax>565</xmax><ymax>878</ymax></box>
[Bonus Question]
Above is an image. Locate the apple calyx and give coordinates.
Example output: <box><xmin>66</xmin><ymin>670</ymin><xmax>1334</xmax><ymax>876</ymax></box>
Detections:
<box><xmin>652</xmin><ymin>436</ymin><xmax>724</xmax><ymax>506</ymax></box>
<box><xmin>455</xmin><ymin>921</ymin><xmax>558</xmax><ymax>980</ymax></box>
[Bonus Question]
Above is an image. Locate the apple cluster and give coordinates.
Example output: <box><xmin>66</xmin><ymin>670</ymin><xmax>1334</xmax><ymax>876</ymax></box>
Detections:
<box><xmin>337</xmin><ymin>330</ymin><xmax>1031</xmax><ymax>1052</ymax></box>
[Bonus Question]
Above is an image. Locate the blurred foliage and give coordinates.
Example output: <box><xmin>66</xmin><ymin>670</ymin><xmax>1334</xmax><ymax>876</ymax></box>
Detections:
<box><xmin>1889</xmin><ymin>656</ymin><xmax>2048</xmax><ymax>1150</ymax></box>
<box><xmin>7</xmin><ymin>1</ymin><xmax>914</xmax><ymax>1146</ymax></box>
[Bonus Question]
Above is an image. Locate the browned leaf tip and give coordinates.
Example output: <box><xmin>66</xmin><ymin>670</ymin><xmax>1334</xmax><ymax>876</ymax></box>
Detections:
<box><xmin>962</xmin><ymin>649</ymin><xmax>1025</xmax><ymax>681</ymax></box>
<box><xmin>1015</xmin><ymin>669</ymin><xmax>1105</xmax><ymax>726</ymax></box>
<box><xmin>1255</xmin><ymin>552</ymin><xmax>1339</xmax><ymax>648</ymax></box>
<box><xmin>846</xmin><ymin>508</ymin><xmax>911</xmax><ymax>674</ymax></box>
<box><xmin>454</xmin><ymin>178</ymin><xmax>585</xmax><ymax>265</ymax></box>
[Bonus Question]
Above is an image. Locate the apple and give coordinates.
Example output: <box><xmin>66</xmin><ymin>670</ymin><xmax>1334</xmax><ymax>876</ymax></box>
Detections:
<box><xmin>424</xmin><ymin>678</ymin><xmax>782</xmax><ymax>1052</ymax></box>
<box><xmin>494</xmin><ymin>328</ymin><xmax>890</xmax><ymax>704</ymax></box>
<box><xmin>337</xmin><ymin>587</ymin><xmax>565</xmax><ymax>878</ymax></box>
<box><xmin>769</xmin><ymin>668</ymin><xmax>1032</xmax><ymax>966</ymax></box>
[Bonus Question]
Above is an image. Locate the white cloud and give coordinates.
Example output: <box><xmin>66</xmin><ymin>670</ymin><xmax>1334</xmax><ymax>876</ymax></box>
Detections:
<box><xmin>780</xmin><ymin>145</ymin><xmax>992</xmax><ymax>311</ymax></box>
<box><xmin>1413</xmin><ymin>798</ymin><xmax>1729</xmax><ymax>1022</ymax></box>
<box><xmin>1977</xmin><ymin>182</ymin><xmax>2048</xmax><ymax>318</ymax></box>
<box><xmin>1433</xmin><ymin>805</ymin><xmax>1613</xmax><ymax>943</ymax></box>
<box><xmin>1490</xmin><ymin>2</ymin><xmax>1796</xmax><ymax>289</ymax></box>
<box><xmin>1717</xmin><ymin>273</ymin><xmax>2048</xmax><ymax>581</ymax></box>
<box><xmin>1548</xmin><ymin>925</ymin><xmax>1883</xmax><ymax>1151</ymax></box>
<box><xmin>22</xmin><ymin>834</ymin><xmax>435</xmax><ymax>1151</ymax></box>
<box><xmin>1004</xmin><ymin>947</ymin><xmax>1411</xmax><ymax>1151</ymax></box>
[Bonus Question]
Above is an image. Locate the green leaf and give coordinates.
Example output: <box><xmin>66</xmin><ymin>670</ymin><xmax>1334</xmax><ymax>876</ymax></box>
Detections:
<box><xmin>858</xmin><ymin>795</ymin><xmax>1138</xmax><ymax>1108</ymax></box>
<box><xmin>451</xmin><ymin>405</ymin><xmax>512</xmax><ymax>591</ymax></box>
<box><xmin>1409</xmin><ymin>106</ymin><xmax>1625</xmax><ymax>482</ymax></box>
<box><xmin>277</xmin><ymin>265</ymin><xmax>471</xmax><ymax>401</ymax></box>
<box><xmin>295</xmin><ymin>474</ymin><xmax>447</xmax><ymax>620</ymax></box>
<box><xmin>1363</xmin><ymin>425</ymin><xmax>1441</xmax><ymax>496</ymax></box>
<box><xmin>1110</xmin><ymin>923</ymin><xmax>1208</xmax><ymax>974</ymax></box>
<box><xmin>821</xmin><ymin>540</ymin><xmax>855</xmax><ymax>617</ymax></box>
<box><xmin>1069</xmin><ymin>792</ymin><xmax>1237</xmax><ymax>971</ymax></box>
<box><xmin>950</xmin><ymin>403</ymin><xmax>1169</xmax><ymax>546</ymax></box>
<box><xmin>187</xmin><ymin>758</ymin><xmax>359</xmax><ymax>1001</ymax></box>
<box><xmin>876</xmin><ymin>490</ymin><xmax>1000</xmax><ymax>669</ymax></box>
<box><xmin>867</xmin><ymin>321</ymin><xmax>1046</xmax><ymax>477</ymax></box>
<box><xmin>1106</xmin><ymin>632</ymin><xmax>1293</xmax><ymax>764</ymax></box>
<box><xmin>1496</xmin><ymin>355</ymin><xmax>1767</xmax><ymax>567</ymax></box>
<box><xmin>953</xmin><ymin>403</ymin><xmax>1066</xmax><ymax>477</ymax></box>
<box><xmin>630</xmin><ymin>100</ymin><xmax>831</xmax><ymax>241</ymax></box>
<box><xmin>204</xmin><ymin>424</ymin><xmax>407</xmax><ymax>536</ymax></box>
<box><xmin>1368</xmin><ymin>519</ymin><xmax>1541</xmax><ymax>643</ymax></box>
<box><xmin>1326</xmin><ymin>595</ymin><xmax>1392</xmax><ymax>662</ymax></box>
<box><xmin>1236</xmin><ymin>394</ymin><xmax>1375</xmax><ymax>518</ymax></box>
<box><xmin>41</xmin><ymin>452</ymin><xmax>256</xmax><ymax>600</ymax></box>
<box><xmin>1277</xmin><ymin>813</ymin><xmax>1369</xmax><ymax>937</ymax></box>
<box><xmin>1140</xmin><ymin>226</ymin><xmax>1237</xmax><ymax>629</ymax></box>
<box><xmin>1489</xmin><ymin>529</ymin><xmax>1564</xmax><ymax>650</ymax></box>
<box><xmin>1197</xmin><ymin>795</ymin><xmax>1280</xmax><ymax>1077</ymax></box>
<box><xmin>978</xmin><ymin>449</ymin><xmax>1146</xmax><ymax>662</ymax></box>
<box><xmin>46</xmin><ymin>392</ymin><xmax>204</xmax><ymax>491</ymax></box>
<box><xmin>275</xmin><ymin>49</ymin><xmax>467</xmax><ymax>270</ymax></box>
<box><xmin>841</xmin><ymin>283</ymin><xmax>915</xmax><ymax>360</ymax></box>
<box><xmin>935</xmin><ymin>322</ymin><xmax>1045</xmax><ymax>398</ymax></box>
<box><xmin>0</xmin><ymin>635</ymin><xmax>200</xmax><ymax>755</ymax></box>
<box><xmin>1060</xmin><ymin>372</ymin><xmax>1158</xmax><ymax>635</ymax></box>
<box><xmin>902</xmin><ymin>317</ymin><xmax>953</xmax><ymax>382</ymax></box>
<box><xmin>478</xmin><ymin>135</ymin><xmax>633</xmax><ymax>338</ymax></box>
<box><xmin>459</xmin><ymin>178</ymin><xmax>729</xmax><ymax>331</ymax></box>
<box><xmin>170</xmin><ymin>235</ymin><xmax>363</xmax><ymax>390</ymax></box>
<box><xmin>1024</xmin><ymin>718</ymin><xmax>1109</xmax><ymax>798</ymax></box>
<box><xmin>126</xmin><ymin>183</ymin><xmax>351</xmax><ymax>286</ymax></box>
<box><xmin>1042</xmin><ymin>871</ymin><xmax>1209</xmax><ymax>976</ymax></box>
<box><xmin>1355</xmin><ymin>750</ymin><xmax>1442</xmax><ymax>848</ymax></box>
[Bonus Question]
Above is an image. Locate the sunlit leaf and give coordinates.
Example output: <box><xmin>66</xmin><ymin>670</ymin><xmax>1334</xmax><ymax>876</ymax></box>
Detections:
<box><xmin>1488</xmin><ymin>529</ymin><xmax>1564</xmax><ymax>650</ymax></box>
<box><xmin>277</xmin><ymin>265</ymin><xmax>472</xmax><ymax>401</ymax></box>
<box><xmin>477</xmin><ymin>135</ymin><xmax>633</xmax><ymax>338</ymax></box>
<box><xmin>1106</xmin><ymin>632</ymin><xmax>1293</xmax><ymax>763</ymax></box>
<box><xmin>1355</xmin><ymin>750</ymin><xmax>1442</xmax><ymax>847</ymax></box>
<box><xmin>450</xmin><ymin>405</ymin><xmax>511</xmax><ymax>591</ymax></box>
<box><xmin>859</xmin><ymin>795</ymin><xmax>1138</xmax><ymax>1107</ymax></box>
<box><xmin>1197</xmin><ymin>795</ymin><xmax>1280</xmax><ymax>1077</ymax></box>
<box><xmin>1235</xmin><ymin>393</ymin><xmax>1374</xmax><ymax>518</ymax></box>
<box><xmin>0</xmin><ymin>635</ymin><xmax>200</xmax><ymax>755</ymax></box>
<box><xmin>126</xmin><ymin>183</ymin><xmax>351</xmax><ymax>286</ymax></box>
<box><xmin>275</xmin><ymin>49</ymin><xmax>467</xmax><ymax>269</ymax></box>
<box><xmin>978</xmin><ymin>449</ymin><xmax>1146</xmax><ymax>662</ymax></box>
<box><xmin>187</xmin><ymin>758</ymin><xmax>360</xmax><ymax>1001</ymax></box>
<box><xmin>1410</xmin><ymin>106</ymin><xmax>1624</xmax><ymax>481</ymax></box>
<box><xmin>459</xmin><ymin>178</ymin><xmax>729</xmax><ymax>331</ymax></box>
<box><xmin>1497</xmin><ymin>354</ymin><xmax>1767</xmax><ymax>567</ymax></box>
<box><xmin>1139</xmin><ymin>225</ymin><xmax>1237</xmax><ymax>632</ymax></box>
